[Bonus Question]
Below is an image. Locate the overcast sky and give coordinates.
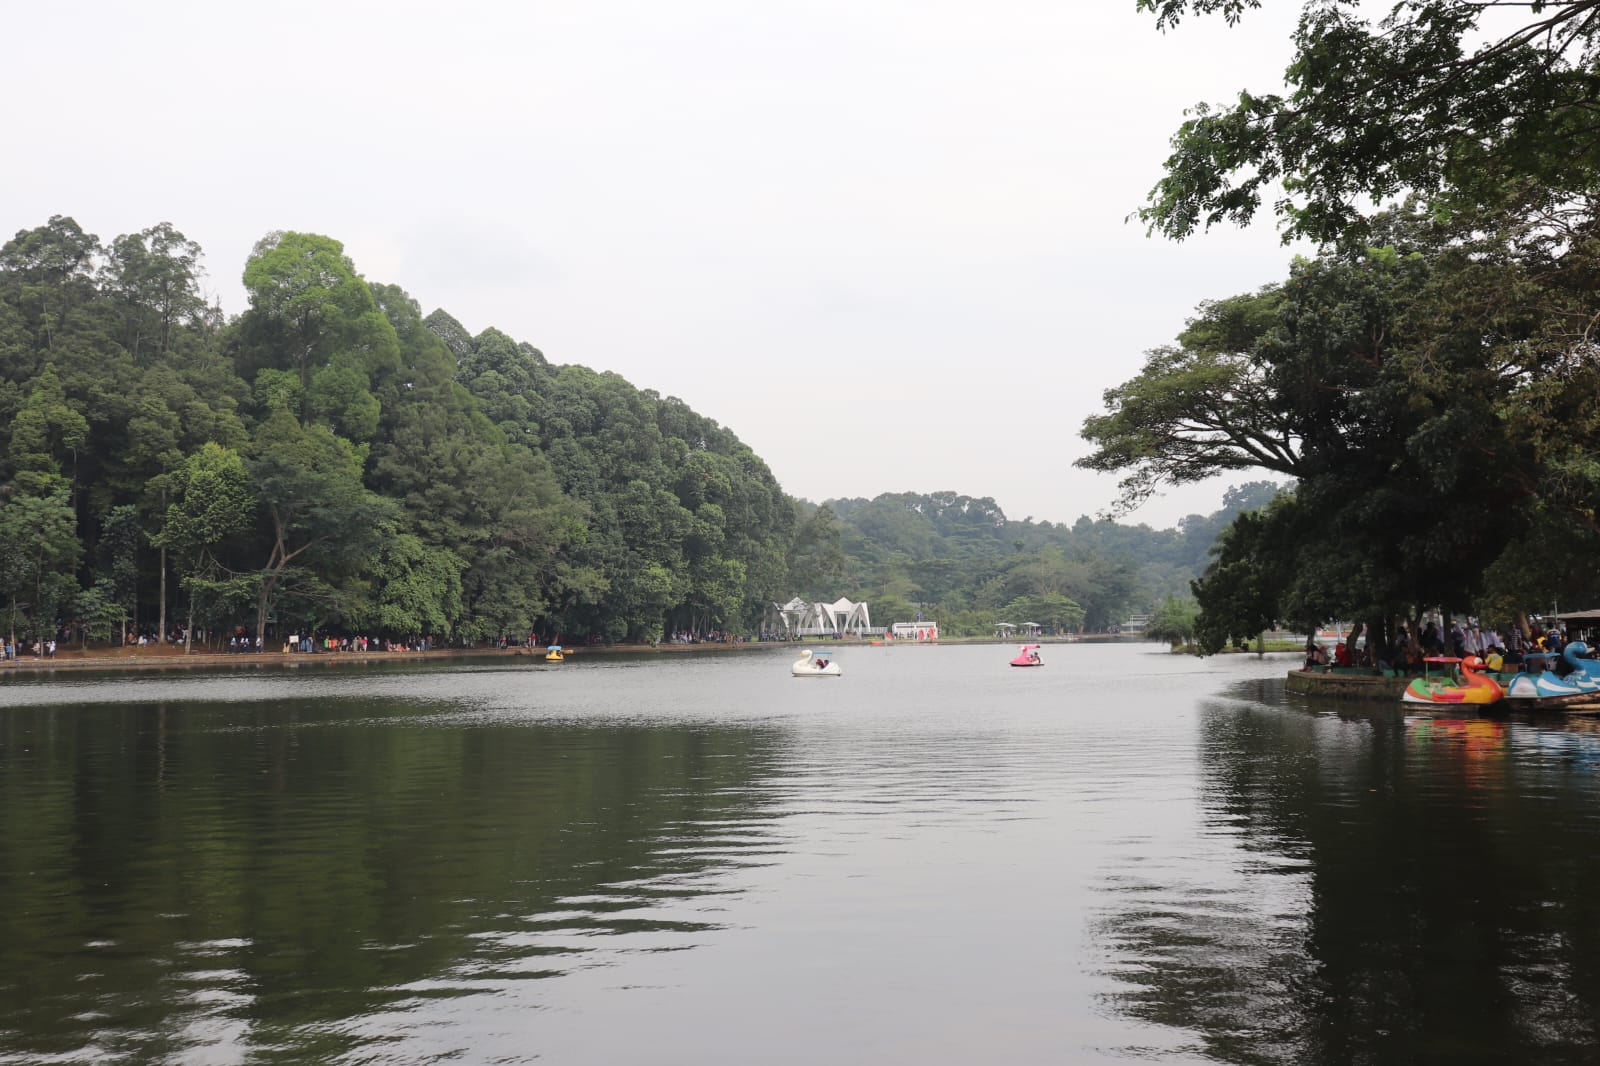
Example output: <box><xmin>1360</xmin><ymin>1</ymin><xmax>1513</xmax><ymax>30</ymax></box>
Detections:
<box><xmin>6</xmin><ymin>0</ymin><xmax>1309</xmax><ymax>530</ymax></box>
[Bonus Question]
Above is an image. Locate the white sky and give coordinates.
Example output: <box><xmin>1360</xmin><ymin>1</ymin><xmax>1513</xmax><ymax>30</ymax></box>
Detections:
<box><xmin>4</xmin><ymin>0</ymin><xmax>1309</xmax><ymax>530</ymax></box>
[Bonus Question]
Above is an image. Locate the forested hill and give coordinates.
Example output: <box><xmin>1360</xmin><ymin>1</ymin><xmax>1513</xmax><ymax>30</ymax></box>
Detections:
<box><xmin>0</xmin><ymin>215</ymin><xmax>1264</xmax><ymax>648</ymax></box>
<box><xmin>802</xmin><ymin>483</ymin><xmax>1280</xmax><ymax>634</ymax></box>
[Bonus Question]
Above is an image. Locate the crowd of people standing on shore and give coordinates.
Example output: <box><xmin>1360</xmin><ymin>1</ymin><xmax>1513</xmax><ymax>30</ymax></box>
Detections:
<box><xmin>2</xmin><ymin>639</ymin><xmax>56</xmax><ymax>661</ymax></box>
<box><xmin>1305</xmin><ymin>618</ymin><xmax>1591</xmax><ymax>674</ymax></box>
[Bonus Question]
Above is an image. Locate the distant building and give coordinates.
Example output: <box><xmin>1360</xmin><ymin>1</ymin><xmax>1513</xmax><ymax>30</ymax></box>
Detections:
<box><xmin>891</xmin><ymin>621</ymin><xmax>938</xmax><ymax>640</ymax></box>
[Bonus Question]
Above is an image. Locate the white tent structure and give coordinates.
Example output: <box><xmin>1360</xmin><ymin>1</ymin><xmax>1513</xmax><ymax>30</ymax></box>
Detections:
<box><xmin>770</xmin><ymin>597</ymin><xmax>811</xmax><ymax>637</ymax></box>
<box><xmin>811</xmin><ymin>597</ymin><xmax>872</xmax><ymax>637</ymax></box>
<box><xmin>771</xmin><ymin>596</ymin><xmax>873</xmax><ymax>637</ymax></box>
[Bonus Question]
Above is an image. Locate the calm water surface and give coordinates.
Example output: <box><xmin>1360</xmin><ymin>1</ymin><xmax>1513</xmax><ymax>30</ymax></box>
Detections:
<box><xmin>3</xmin><ymin>643</ymin><xmax>1600</xmax><ymax>1064</ymax></box>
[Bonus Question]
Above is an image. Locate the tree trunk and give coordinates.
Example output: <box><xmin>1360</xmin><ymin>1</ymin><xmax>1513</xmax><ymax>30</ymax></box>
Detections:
<box><xmin>32</xmin><ymin>548</ymin><xmax>44</xmax><ymax>649</ymax></box>
<box><xmin>156</xmin><ymin>544</ymin><xmax>165</xmax><ymax>641</ymax></box>
<box><xmin>157</xmin><ymin>486</ymin><xmax>167</xmax><ymax>643</ymax></box>
<box><xmin>256</xmin><ymin>579</ymin><xmax>271</xmax><ymax>651</ymax></box>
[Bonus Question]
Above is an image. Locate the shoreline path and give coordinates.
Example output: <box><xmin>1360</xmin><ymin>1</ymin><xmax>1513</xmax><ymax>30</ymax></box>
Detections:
<box><xmin>0</xmin><ymin>636</ymin><xmax>1108</xmax><ymax>675</ymax></box>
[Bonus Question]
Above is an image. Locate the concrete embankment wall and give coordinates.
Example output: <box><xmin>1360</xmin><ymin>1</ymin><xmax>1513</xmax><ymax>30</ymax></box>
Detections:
<box><xmin>1286</xmin><ymin>669</ymin><xmax>1410</xmax><ymax>701</ymax></box>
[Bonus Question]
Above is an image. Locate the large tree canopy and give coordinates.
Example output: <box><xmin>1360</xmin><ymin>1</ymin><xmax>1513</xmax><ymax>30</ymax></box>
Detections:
<box><xmin>1139</xmin><ymin>0</ymin><xmax>1600</xmax><ymax>242</ymax></box>
<box><xmin>1080</xmin><ymin>201</ymin><xmax>1595</xmax><ymax>642</ymax></box>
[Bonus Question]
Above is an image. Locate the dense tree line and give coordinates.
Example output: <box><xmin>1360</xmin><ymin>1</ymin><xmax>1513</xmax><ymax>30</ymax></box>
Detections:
<box><xmin>0</xmin><ymin>219</ymin><xmax>795</xmax><ymax>649</ymax></box>
<box><xmin>1</xmin><ymin>218</ymin><xmax>1244</xmax><ymax>651</ymax></box>
<box><xmin>796</xmin><ymin>482</ymin><xmax>1278</xmax><ymax>636</ymax></box>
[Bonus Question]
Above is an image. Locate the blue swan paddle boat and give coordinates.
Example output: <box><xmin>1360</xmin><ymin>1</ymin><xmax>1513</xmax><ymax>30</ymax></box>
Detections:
<box><xmin>1561</xmin><ymin>642</ymin><xmax>1600</xmax><ymax>692</ymax></box>
<box><xmin>1501</xmin><ymin>651</ymin><xmax>1585</xmax><ymax>702</ymax></box>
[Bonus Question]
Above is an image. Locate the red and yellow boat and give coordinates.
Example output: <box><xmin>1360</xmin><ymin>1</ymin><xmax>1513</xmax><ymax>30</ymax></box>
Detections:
<box><xmin>1402</xmin><ymin>656</ymin><xmax>1503</xmax><ymax>705</ymax></box>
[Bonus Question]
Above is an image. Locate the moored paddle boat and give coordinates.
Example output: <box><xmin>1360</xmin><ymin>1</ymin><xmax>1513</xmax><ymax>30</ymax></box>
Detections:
<box><xmin>1009</xmin><ymin>643</ymin><xmax>1043</xmax><ymax>667</ymax></box>
<box><xmin>1502</xmin><ymin>669</ymin><xmax>1585</xmax><ymax>701</ymax></box>
<box><xmin>545</xmin><ymin>644</ymin><xmax>565</xmax><ymax>662</ymax></box>
<box><xmin>1500</xmin><ymin>651</ymin><xmax>1586</xmax><ymax>702</ymax></box>
<box><xmin>1402</xmin><ymin>656</ymin><xmax>1503</xmax><ymax>705</ymax></box>
<box><xmin>792</xmin><ymin>649</ymin><xmax>841</xmax><ymax>676</ymax></box>
<box><xmin>1561</xmin><ymin>642</ymin><xmax>1600</xmax><ymax>691</ymax></box>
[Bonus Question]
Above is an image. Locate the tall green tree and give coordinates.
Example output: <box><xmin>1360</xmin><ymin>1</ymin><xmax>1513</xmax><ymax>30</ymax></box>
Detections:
<box><xmin>246</xmin><ymin>408</ymin><xmax>396</xmax><ymax>645</ymax></box>
<box><xmin>99</xmin><ymin>222</ymin><xmax>207</xmax><ymax>364</ymax></box>
<box><xmin>0</xmin><ymin>216</ymin><xmax>100</xmax><ymax>352</ymax></box>
<box><xmin>151</xmin><ymin>443</ymin><xmax>254</xmax><ymax>652</ymax></box>
<box><xmin>236</xmin><ymin>232</ymin><xmax>398</xmax><ymax>430</ymax></box>
<box><xmin>1145</xmin><ymin>594</ymin><xmax>1199</xmax><ymax>649</ymax></box>
<box><xmin>98</xmin><ymin>504</ymin><xmax>142</xmax><ymax>643</ymax></box>
<box><xmin>1082</xmin><ymin>211</ymin><xmax>1536</xmax><ymax>647</ymax></box>
<box><xmin>0</xmin><ymin>490</ymin><xmax>80</xmax><ymax>645</ymax></box>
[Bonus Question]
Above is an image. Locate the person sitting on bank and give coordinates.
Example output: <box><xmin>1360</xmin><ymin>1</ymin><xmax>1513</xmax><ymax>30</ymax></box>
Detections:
<box><xmin>1303</xmin><ymin>641</ymin><xmax>1329</xmax><ymax>669</ymax></box>
<box><xmin>1377</xmin><ymin>637</ymin><xmax>1403</xmax><ymax>673</ymax></box>
<box><xmin>1334</xmin><ymin>640</ymin><xmax>1353</xmax><ymax>667</ymax></box>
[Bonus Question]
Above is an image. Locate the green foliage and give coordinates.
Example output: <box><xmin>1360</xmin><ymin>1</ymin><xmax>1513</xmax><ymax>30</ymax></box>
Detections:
<box><xmin>247</xmin><ymin>407</ymin><xmax>397</xmax><ymax>640</ymax></box>
<box><xmin>1095</xmin><ymin>187</ymin><xmax>1600</xmax><ymax>651</ymax></box>
<box><xmin>816</xmin><ymin>487</ymin><xmax>1273</xmax><ymax>636</ymax></box>
<box><xmin>453</xmin><ymin>330</ymin><xmax>792</xmax><ymax>639</ymax></box>
<box><xmin>74</xmin><ymin>581</ymin><xmax>126</xmax><ymax>644</ymax></box>
<box><xmin>8</xmin><ymin>364</ymin><xmax>89</xmax><ymax>494</ymax></box>
<box><xmin>364</xmin><ymin>535</ymin><xmax>464</xmax><ymax>636</ymax></box>
<box><xmin>1078</xmin><ymin>289</ymin><xmax>1291</xmax><ymax>513</ymax></box>
<box><xmin>1145</xmin><ymin>595</ymin><xmax>1199</xmax><ymax>649</ymax></box>
<box><xmin>998</xmin><ymin>593</ymin><xmax>1085</xmax><ymax>635</ymax></box>
<box><xmin>1139</xmin><ymin>1</ymin><xmax>1600</xmax><ymax>243</ymax></box>
<box><xmin>99</xmin><ymin>223</ymin><xmax>207</xmax><ymax>363</ymax></box>
<box><xmin>155</xmin><ymin>443</ymin><xmax>253</xmax><ymax>562</ymax></box>
<box><xmin>0</xmin><ymin>489</ymin><xmax>81</xmax><ymax>640</ymax></box>
<box><xmin>236</xmin><ymin>231</ymin><xmax>397</xmax><ymax>427</ymax></box>
<box><xmin>1190</xmin><ymin>499</ymin><xmax>1293</xmax><ymax>655</ymax></box>
<box><xmin>98</xmin><ymin>504</ymin><xmax>142</xmax><ymax>618</ymax></box>
<box><xmin>1087</xmin><ymin>208</ymin><xmax>1553</xmax><ymax>639</ymax></box>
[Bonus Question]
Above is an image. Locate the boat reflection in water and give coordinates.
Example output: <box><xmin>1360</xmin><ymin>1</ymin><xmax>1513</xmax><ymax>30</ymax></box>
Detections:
<box><xmin>1093</xmin><ymin>682</ymin><xmax>1600</xmax><ymax>1064</ymax></box>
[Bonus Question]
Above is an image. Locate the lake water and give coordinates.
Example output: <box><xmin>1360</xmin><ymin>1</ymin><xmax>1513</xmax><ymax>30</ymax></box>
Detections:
<box><xmin>3</xmin><ymin>642</ymin><xmax>1600</xmax><ymax>1064</ymax></box>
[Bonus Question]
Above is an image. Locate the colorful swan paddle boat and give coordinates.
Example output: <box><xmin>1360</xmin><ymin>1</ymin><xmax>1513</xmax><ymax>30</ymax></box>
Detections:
<box><xmin>545</xmin><ymin>644</ymin><xmax>565</xmax><ymax>662</ymax></box>
<box><xmin>1402</xmin><ymin>656</ymin><xmax>1504</xmax><ymax>705</ymax></box>
<box><xmin>1561</xmin><ymin>642</ymin><xmax>1600</xmax><ymax>691</ymax></box>
<box><xmin>1009</xmin><ymin>643</ymin><xmax>1043</xmax><ymax>667</ymax></box>
<box><xmin>1498</xmin><ymin>650</ymin><xmax>1586</xmax><ymax>702</ymax></box>
<box><xmin>792</xmin><ymin>649</ymin><xmax>841</xmax><ymax>677</ymax></box>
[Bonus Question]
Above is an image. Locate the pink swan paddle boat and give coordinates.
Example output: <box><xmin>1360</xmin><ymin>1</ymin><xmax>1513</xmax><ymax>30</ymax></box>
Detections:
<box><xmin>1009</xmin><ymin>644</ymin><xmax>1043</xmax><ymax>667</ymax></box>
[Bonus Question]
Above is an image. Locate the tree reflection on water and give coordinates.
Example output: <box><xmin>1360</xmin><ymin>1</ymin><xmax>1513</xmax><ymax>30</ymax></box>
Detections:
<box><xmin>0</xmin><ymin>699</ymin><xmax>791</xmax><ymax>1063</ymax></box>
<box><xmin>1093</xmin><ymin>688</ymin><xmax>1600</xmax><ymax>1064</ymax></box>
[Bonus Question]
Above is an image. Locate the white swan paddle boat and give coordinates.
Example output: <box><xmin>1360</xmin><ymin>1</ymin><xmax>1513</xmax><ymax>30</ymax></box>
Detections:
<box><xmin>792</xmin><ymin>649</ymin><xmax>841</xmax><ymax>677</ymax></box>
